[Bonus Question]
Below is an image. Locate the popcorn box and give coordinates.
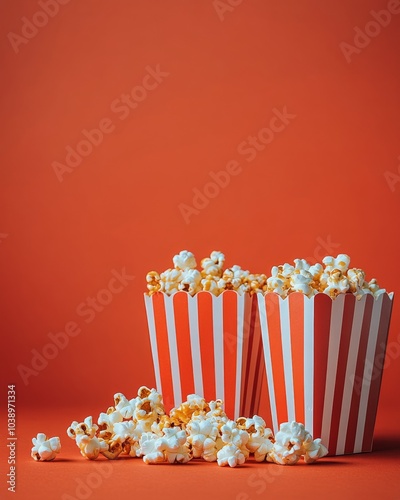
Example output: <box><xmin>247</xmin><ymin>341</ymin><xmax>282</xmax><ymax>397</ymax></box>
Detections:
<box><xmin>144</xmin><ymin>290</ymin><xmax>265</xmax><ymax>418</ymax></box>
<box><xmin>257</xmin><ymin>292</ymin><xmax>394</xmax><ymax>455</ymax></box>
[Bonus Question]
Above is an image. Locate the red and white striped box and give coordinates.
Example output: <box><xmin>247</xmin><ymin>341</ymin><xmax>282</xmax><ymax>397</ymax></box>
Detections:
<box><xmin>144</xmin><ymin>290</ymin><xmax>265</xmax><ymax>418</ymax></box>
<box><xmin>257</xmin><ymin>292</ymin><xmax>394</xmax><ymax>455</ymax></box>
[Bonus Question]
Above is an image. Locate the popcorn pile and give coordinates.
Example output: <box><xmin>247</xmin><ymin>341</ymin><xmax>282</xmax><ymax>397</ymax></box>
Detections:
<box><xmin>65</xmin><ymin>387</ymin><xmax>328</xmax><ymax>467</ymax></box>
<box><xmin>146</xmin><ymin>251</ymin><xmax>386</xmax><ymax>299</ymax></box>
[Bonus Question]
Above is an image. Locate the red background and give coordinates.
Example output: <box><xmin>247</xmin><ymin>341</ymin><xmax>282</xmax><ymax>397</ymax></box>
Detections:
<box><xmin>1</xmin><ymin>0</ymin><xmax>400</xmax><ymax>498</ymax></box>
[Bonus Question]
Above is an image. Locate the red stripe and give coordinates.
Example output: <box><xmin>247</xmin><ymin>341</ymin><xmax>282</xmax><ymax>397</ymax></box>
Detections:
<box><xmin>222</xmin><ymin>291</ymin><xmax>238</xmax><ymax>419</ymax></box>
<box><xmin>249</xmin><ymin>300</ymin><xmax>264</xmax><ymax>416</ymax></box>
<box><xmin>328</xmin><ymin>294</ymin><xmax>356</xmax><ymax>453</ymax></box>
<box><xmin>152</xmin><ymin>293</ymin><xmax>175</xmax><ymax>411</ymax></box>
<box><xmin>265</xmin><ymin>293</ymin><xmax>288</xmax><ymax>424</ymax></box>
<box><xmin>239</xmin><ymin>294</ymin><xmax>254</xmax><ymax>416</ymax></box>
<box><xmin>241</xmin><ymin>294</ymin><xmax>257</xmax><ymax>416</ymax></box>
<box><xmin>313</xmin><ymin>293</ymin><xmax>332</xmax><ymax>440</ymax></box>
<box><xmin>362</xmin><ymin>294</ymin><xmax>394</xmax><ymax>452</ymax></box>
<box><xmin>197</xmin><ymin>292</ymin><xmax>216</xmax><ymax>402</ymax></box>
<box><xmin>344</xmin><ymin>294</ymin><xmax>373</xmax><ymax>454</ymax></box>
<box><xmin>173</xmin><ymin>292</ymin><xmax>194</xmax><ymax>402</ymax></box>
<box><xmin>288</xmin><ymin>293</ymin><xmax>305</xmax><ymax>424</ymax></box>
<box><xmin>256</xmin><ymin>296</ymin><xmax>273</xmax><ymax>428</ymax></box>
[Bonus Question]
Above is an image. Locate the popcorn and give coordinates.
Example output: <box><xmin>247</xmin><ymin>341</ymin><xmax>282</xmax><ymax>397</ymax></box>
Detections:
<box><xmin>201</xmin><ymin>251</ymin><xmax>225</xmax><ymax>277</ymax></box>
<box><xmin>67</xmin><ymin>417</ymin><xmax>108</xmax><ymax>460</ymax></box>
<box><xmin>217</xmin><ymin>420</ymin><xmax>249</xmax><ymax>467</ymax></box>
<box><xmin>159</xmin><ymin>427</ymin><xmax>192</xmax><ymax>464</ymax></box>
<box><xmin>62</xmin><ymin>388</ymin><xmax>328</xmax><ymax>468</ymax></box>
<box><xmin>178</xmin><ymin>268</ymin><xmax>202</xmax><ymax>295</ymax></box>
<box><xmin>173</xmin><ymin>250</ymin><xmax>197</xmax><ymax>271</ymax></box>
<box><xmin>140</xmin><ymin>432</ymin><xmax>165</xmax><ymax>464</ymax></box>
<box><xmin>367</xmin><ymin>278</ymin><xmax>386</xmax><ymax>298</ymax></box>
<box><xmin>170</xmin><ymin>394</ymin><xmax>210</xmax><ymax>427</ymax></box>
<box><xmin>186</xmin><ymin>415</ymin><xmax>221</xmax><ymax>460</ymax></box>
<box><xmin>237</xmin><ymin>415</ymin><xmax>274</xmax><ymax>462</ymax></box>
<box><xmin>290</xmin><ymin>270</ymin><xmax>315</xmax><ymax>297</ymax></box>
<box><xmin>217</xmin><ymin>443</ymin><xmax>247</xmax><ymax>467</ymax></box>
<box><xmin>141</xmin><ymin>427</ymin><xmax>191</xmax><ymax>464</ymax></box>
<box><xmin>146</xmin><ymin>251</ymin><xmax>388</xmax><ymax>300</ymax></box>
<box><xmin>323</xmin><ymin>254</ymin><xmax>351</xmax><ymax>273</ymax></box>
<box><xmin>159</xmin><ymin>268</ymin><xmax>183</xmax><ymax>294</ymax></box>
<box><xmin>31</xmin><ymin>433</ymin><xmax>61</xmax><ymax>461</ymax></box>
<box><xmin>302</xmin><ymin>436</ymin><xmax>329</xmax><ymax>464</ymax></box>
<box><xmin>267</xmin><ymin>421</ymin><xmax>328</xmax><ymax>465</ymax></box>
<box><xmin>323</xmin><ymin>269</ymin><xmax>350</xmax><ymax>298</ymax></box>
<box><xmin>201</xmin><ymin>274</ymin><xmax>220</xmax><ymax>295</ymax></box>
<box><xmin>114</xmin><ymin>393</ymin><xmax>137</xmax><ymax>419</ymax></box>
<box><xmin>146</xmin><ymin>271</ymin><xmax>161</xmax><ymax>295</ymax></box>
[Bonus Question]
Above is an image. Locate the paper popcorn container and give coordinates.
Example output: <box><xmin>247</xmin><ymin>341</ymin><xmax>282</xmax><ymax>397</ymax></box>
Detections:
<box><xmin>257</xmin><ymin>292</ymin><xmax>394</xmax><ymax>455</ymax></box>
<box><xmin>144</xmin><ymin>290</ymin><xmax>265</xmax><ymax>418</ymax></box>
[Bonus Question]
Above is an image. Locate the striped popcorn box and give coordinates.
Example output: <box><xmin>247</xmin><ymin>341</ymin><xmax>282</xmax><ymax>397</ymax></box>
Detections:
<box><xmin>144</xmin><ymin>290</ymin><xmax>265</xmax><ymax>418</ymax></box>
<box><xmin>257</xmin><ymin>291</ymin><xmax>394</xmax><ymax>455</ymax></box>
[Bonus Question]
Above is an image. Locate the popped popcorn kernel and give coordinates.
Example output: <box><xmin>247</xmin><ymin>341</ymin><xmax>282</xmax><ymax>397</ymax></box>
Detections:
<box><xmin>173</xmin><ymin>250</ymin><xmax>197</xmax><ymax>271</ymax></box>
<box><xmin>146</xmin><ymin>271</ymin><xmax>161</xmax><ymax>295</ymax></box>
<box><xmin>67</xmin><ymin>416</ymin><xmax>108</xmax><ymax>460</ymax></box>
<box><xmin>31</xmin><ymin>433</ymin><xmax>61</xmax><ymax>461</ymax></box>
<box><xmin>201</xmin><ymin>251</ymin><xmax>225</xmax><ymax>277</ymax></box>
<box><xmin>267</xmin><ymin>421</ymin><xmax>328</xmax><ymax>465</ymax></box>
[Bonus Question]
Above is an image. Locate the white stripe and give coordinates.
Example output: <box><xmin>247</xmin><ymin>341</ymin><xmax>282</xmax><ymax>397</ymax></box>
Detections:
<box><xmin>279</xmin><ymin>297</ymin><xmax>295</xmax><ymax>422</ymax></box>
<box><xmin>354</xmin><ymin>296</ymin><xmax>383</xmax><ymax>453</ymax></box>
<box><xmin>321</xmin><ymin>294</ymin><xmax>345</xmax><ymax>445</ymax></box>
<box><xmin>336</xmin><ymin>297</ymin><xmax>366</xmax><ymax>455</ymax></box>
<box><xmin>234</xmin><ymin>293</ymin><xmax>245</xmax><ymax>419</ymax></box>
<box><xmin>258</xmin><ymin>294</ymin><xmax>279</xmax><ymax>433</ymax></box>
<box><xmin>188</xmin><ymin>295</ymin><xmax>203</xmax><ymax>396</ymax></box>
<box><xmin>212</xmin><ymin>295</ymin><xmax>224</xmax><ymax>401</ymax></box>
<box><xmin>144</xmin><ymin>295</ymin><xmax>162</xmax><ymax>394</ymax></box>
<box><xmin>304</xmin><ymin>296</ymin><xmax>314</xmax><ymax>433</ymax></box>
<box><xmin>164</xmin><ymin>295</ymin><xmax>182</xmax><ymax>407</ymax></box>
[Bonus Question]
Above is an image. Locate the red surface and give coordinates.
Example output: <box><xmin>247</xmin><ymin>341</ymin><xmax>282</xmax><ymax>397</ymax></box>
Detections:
<box><xmin>1</xmin><ymin>0</ymin><xmax>400</xmax><ymax>497</ymax></box>
<box><xmin>1</xmin><ymin>405</ymin><xmax>400</xmax><ymax>500</ymax></box>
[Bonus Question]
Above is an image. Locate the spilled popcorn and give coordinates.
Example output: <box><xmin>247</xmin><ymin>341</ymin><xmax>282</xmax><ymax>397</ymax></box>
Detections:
<box><xmin>63</xmin><ymin>387</ymin><xmax>327</xmax><ymax>467</ymax></box>
<box><xmin>146</xmin><ymin>250</ymin><xmax>386</xmax><ymax>299</ymax></box>
<box><xmin>31</xmin><ymin>433</ymin><xmax>61</xmax><ymax>461</ymax></box>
